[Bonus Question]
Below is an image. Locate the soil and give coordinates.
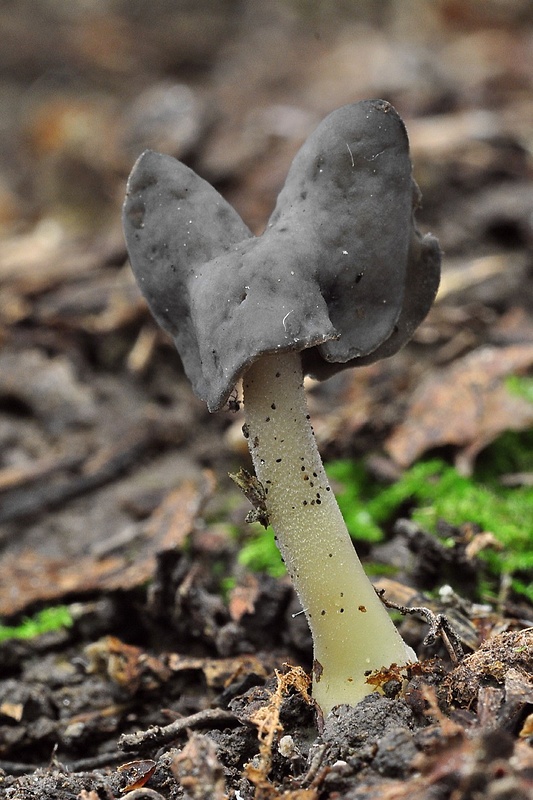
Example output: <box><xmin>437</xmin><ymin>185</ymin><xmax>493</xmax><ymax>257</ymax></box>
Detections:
<box><xmin>0</xmin><ymin>2</ymin><xmax>532</xmax><ymax>799</ymax></box>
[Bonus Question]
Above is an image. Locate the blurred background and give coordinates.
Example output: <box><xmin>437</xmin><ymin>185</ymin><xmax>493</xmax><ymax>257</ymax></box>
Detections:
<box><xmin>1</xmin><ymin>0</ymin><xmax>533</xmax><ymax>240</ymax></box>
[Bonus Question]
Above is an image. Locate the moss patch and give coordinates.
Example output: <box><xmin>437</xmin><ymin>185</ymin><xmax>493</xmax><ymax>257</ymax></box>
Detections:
<box><xmin>0</xmin><ymin>605</ymin><xmax>73</xmax><ymax>642</ymax></box>
<box><xmin>327</xmin><ymin>430</ymin><xmax>533</xmax><ymax>601</ymax></box>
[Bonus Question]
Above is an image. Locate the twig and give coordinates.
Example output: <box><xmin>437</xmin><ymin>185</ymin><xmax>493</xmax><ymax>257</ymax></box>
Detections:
<box><xmin>377</xmin><ymin>590</ymin><xmax>465</xmax><ymax>663</ymax></box>
<box><xmin>0</xmin><ymin>760</ymin><xmax>43</xmax><ymax>776</ymax></box>
<box><xmin>301</xmin><ymin>743</ymin><xmax>329</xmax><ymax>787</ymax></box>
<box><xmin>0</xmin><ymin>752</ymin><xmax>125</xmax><ymax>775</ymax></box>
<box><xmin>118</xmin><ymin>708</ymin><xmax>239</xmax><ymax>752</ymax></box>
<box><xmin>63</xmin><ymin>751</ymin><xmax>127</xmax><ymax>771</ymax></box>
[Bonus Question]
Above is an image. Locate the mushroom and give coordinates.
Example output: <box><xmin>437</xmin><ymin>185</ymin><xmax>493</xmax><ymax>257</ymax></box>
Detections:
<box><xmin>123</xmin><ymin>99</ymin><xmax>441</xmax><ymax>714</ymax></box>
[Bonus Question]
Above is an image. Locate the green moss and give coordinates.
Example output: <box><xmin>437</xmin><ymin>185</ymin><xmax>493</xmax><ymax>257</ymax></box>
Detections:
<box><xmin>327</xmin><ymin>444</ymin><xmax>533</xmax><ymax>602</ymax></box>
<box><xmin>325</xmin><ymin>459</ymin><xmax>384</xmax><ymax>542</ymax></box>
<box><xmin>0</xmin><ymin>605</ymin><xmax>73</xmax><ymax>642</ymax></box>
<box><xmin>219</xmin><ymin>575</ymin><xmax>238</xmax><ymax>600</ymax></box>
<box><xmin>408</xmin><ymin>462</ymin><xmax>532</xmax><ymax>574</ymax></box>
<box><xmin>362</xmin><ymin>562</ymin><xmax>399</xmax><ymax>577</ymax></box>
<box><xmin>476</xmin><ymin>427</ymin><xmax>533</xmax><ymax>479</ymax></box>
<box><xmin>506</xmin><ymin>374</ymin><xmax>533</xmax><ymax>405</ymax></box>
<box><xmin>237</xmin><ymin>524</ymin><xmax>285</xmax><ymax>577</ymax></box>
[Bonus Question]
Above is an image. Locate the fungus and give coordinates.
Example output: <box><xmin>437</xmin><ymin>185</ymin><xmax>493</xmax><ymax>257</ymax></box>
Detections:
<box><xmin>123</xmin><ymin>99</ymin><xmax>441</xmax><ymax>714</ymax></box>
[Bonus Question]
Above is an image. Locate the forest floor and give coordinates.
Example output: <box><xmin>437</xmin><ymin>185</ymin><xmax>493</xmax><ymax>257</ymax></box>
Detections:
<box><xmin>0</xmin><ymin>2</ymin><xmax>532</xmax><ymax>798</ymax></box>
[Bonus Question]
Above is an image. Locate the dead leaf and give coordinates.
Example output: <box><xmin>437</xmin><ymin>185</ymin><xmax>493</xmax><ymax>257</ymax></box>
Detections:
<box><xmin>386</xmin><ymin>344</ymin><xmax>533</xmax><ymax>473</ymax></box>
<box><xmin>34</xmin><ymin>268</ymin><xmax>146</xmax><ymax>334</ymax></box>
<box><xmin>0</xmin><ymin>477</ymin><xmax>213</xmax><ymax>616</ymax></box>
<box><xmin>117</xmin><ymin>759</ymin><xmax>157</xmax><ymax>791</ymax></box>
<box><xmin>85</xmin><ymin>636</ymin><xmax>171</xmax><ymax>694</ymax></box>
<box><xmin>167</xmin><ymin>653</ymin><xmax>267</xmax><ymax>688</ymax></box>
<box><xmin>0</xmin><ymin>348</ymin><xmax>98</xmax><ymax>433</ymax></box>
<box><xmin>0</xmin><ymin>219</ymin><xmax>108</xmax><ymax>292</ymax></box>
<box><xmin>436</xmin><ymin>253</ymin><xmax>529</xmax><ymax>303</ymax></box>
<box><xmin>143</xmin><ymin>481</ymin><xmax>213</xmax><ymax>553</ymax></box>
<box><xmin>0</xmin><ymin>452</ymin><xmax>85</xmax><ymax>493</ymax></box>
<box><xmin>229</xmin><ymin>573</ymin><xmax>261</xmax><ymax>621</ymax></box>
<box><xmin>464</xmin><ymin>531</ymin><xmax>503</xmax><ymax>559</ymax></box>
<box><xmin>0</xmin><ymin>702</ymin><xmax>24</xmax><ymax>722</ymax></box>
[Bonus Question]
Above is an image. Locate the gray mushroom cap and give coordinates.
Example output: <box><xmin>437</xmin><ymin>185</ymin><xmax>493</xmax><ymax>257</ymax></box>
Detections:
<box><xmin>123</xmin><ymin>99</ymin><xmax>441</xmax><ymax>411</ymax></box>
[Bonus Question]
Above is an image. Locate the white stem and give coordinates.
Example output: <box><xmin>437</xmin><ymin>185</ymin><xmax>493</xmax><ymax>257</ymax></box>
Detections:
<box><xmin>243</xmin><ymin>351</ymin><xmax>415</xmax><ymax>713</ymax></box>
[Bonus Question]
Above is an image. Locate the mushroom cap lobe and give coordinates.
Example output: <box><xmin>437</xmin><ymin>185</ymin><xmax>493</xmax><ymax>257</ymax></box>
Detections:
<box><xmin>123</xmin><ymin>99</ymin><xmax>440</xmax><ymax>411</ymax></box>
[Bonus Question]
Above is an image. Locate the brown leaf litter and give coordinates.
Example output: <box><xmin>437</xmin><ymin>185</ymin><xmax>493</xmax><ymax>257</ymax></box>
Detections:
<box><xmin>386</xmin><ymin>344</ymin><xmax>533</xmax><ymax>473</ymax></box>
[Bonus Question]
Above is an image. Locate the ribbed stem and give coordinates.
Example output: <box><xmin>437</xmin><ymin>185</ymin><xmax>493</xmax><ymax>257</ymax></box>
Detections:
<box><xmin>243</xmin><ymin>350</ymin><xmax>415</xmax><ymax>713</ymax></box>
